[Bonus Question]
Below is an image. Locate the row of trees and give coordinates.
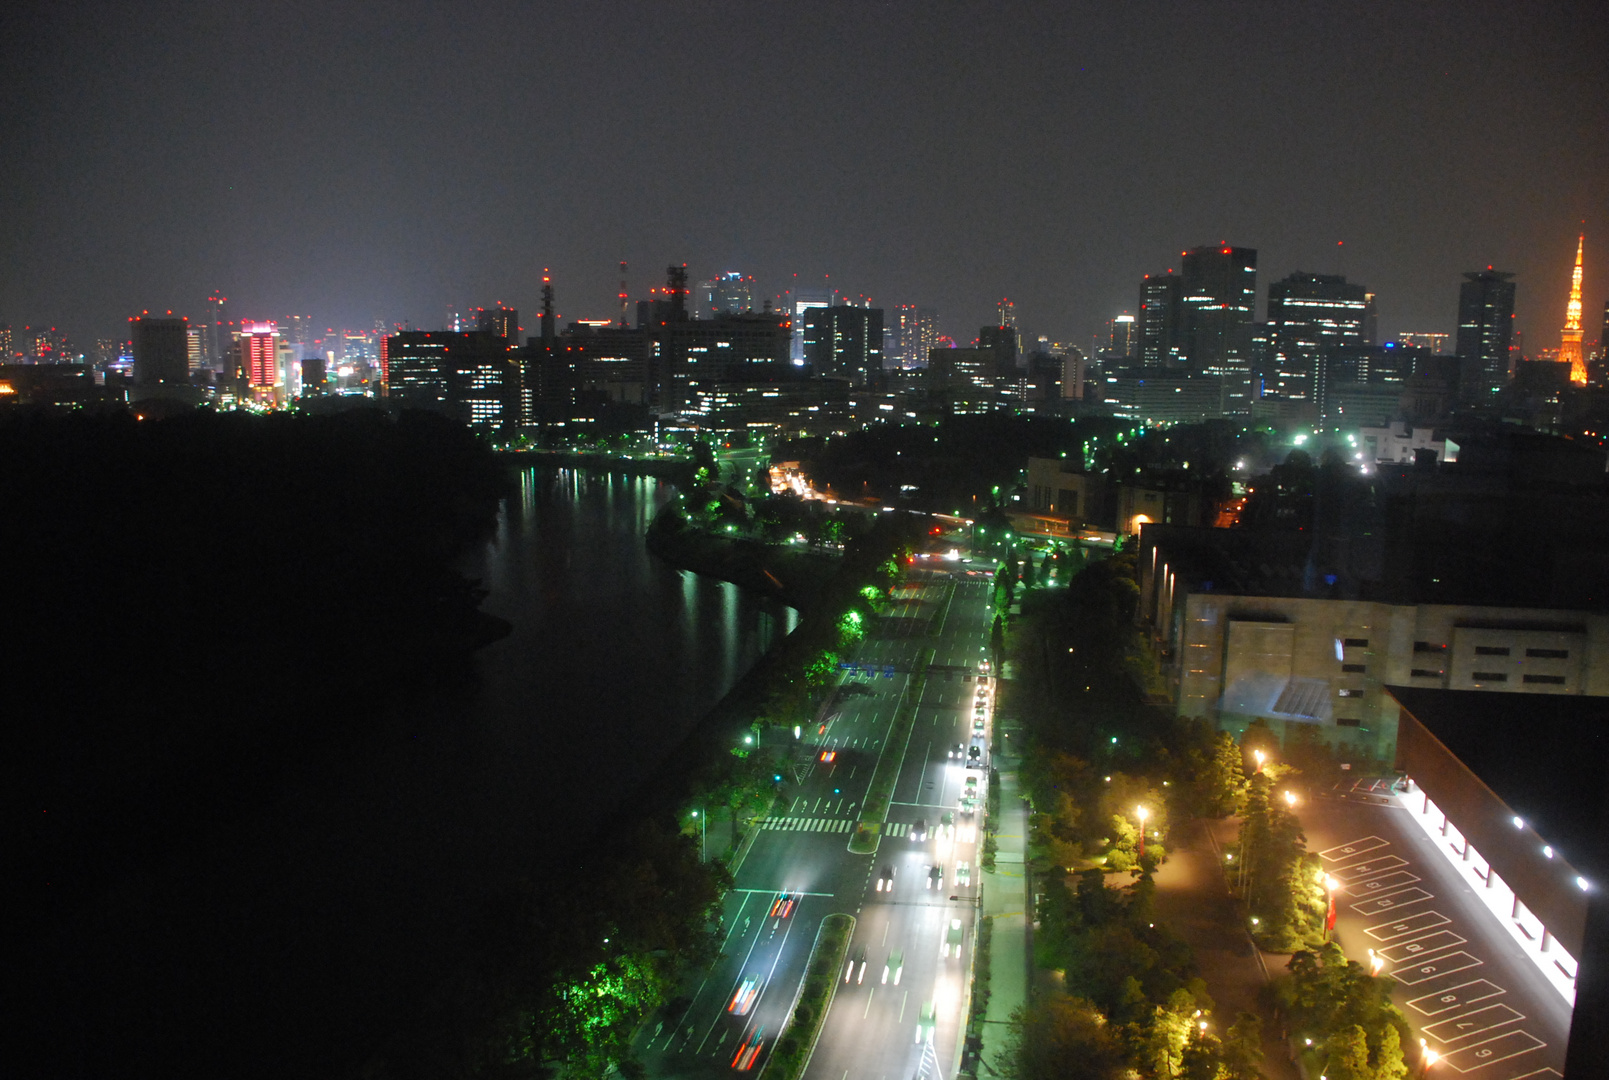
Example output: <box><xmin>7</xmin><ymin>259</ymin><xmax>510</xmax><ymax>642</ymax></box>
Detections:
<box><xmin>1276</xmin><ymin>944</ymin><xmax>1412</xmax><ymax>1080</ymax></box>
<box><xmin>997</xmin><ymin>552</ymin><xmax>1273</xmax><ymax>1078</ymax></box>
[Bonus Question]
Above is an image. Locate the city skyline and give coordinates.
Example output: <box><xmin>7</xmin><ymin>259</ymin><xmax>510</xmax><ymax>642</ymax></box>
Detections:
<box><xmin>2</xmin><ymin>1</ymin><xmax>1604</xmax><ymax>350</ymax></box>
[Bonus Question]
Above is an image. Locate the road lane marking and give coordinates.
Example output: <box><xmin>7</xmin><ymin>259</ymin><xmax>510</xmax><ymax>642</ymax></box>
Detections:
<box><xmin>1366</xmin><ymin>911</ymin><xmax>1450</xmax><ymax>941</ymax></box>
<box><xmin>1407</xmin><ymin>979</ymin><xmax>1505</xmax><ymax>1016</ymax></box>
<box><xmin>1320</xmin><ymin>835</ymin><xmax>1390</xmax><ymax>860</ymax></box>
<box><xmin>1378</xmin><ymin>930</ymin><xmax>1467</xmax><ymax>962</ymax></box>
<box><xmin>1423</xmin><ymin>1002</ymin><xmax>1524</xmax><ymax>1045</ymax></box>
<box><xmin>864</xmin><ymin>988</ymin><xmax>875</xmax><ymax>1018</ymax></box>
<box><xmin>1346</xmin><ymin>870</ymin><xmax>1422</xmax><ymax>895</ymax></box>
<box><xmin>1393</xmin><ymin>950</ymin><xmax>1482</xmax><ymax>984</ymax></box>
<box><xmin>1441</xmin><ymin>1029</ymin><xmax>1545</xmax><ymax>1071</ymax></box>
<box><xmin>1351</xmin><ymin>886</ymin><xmax>1433</xmax><ymax>915</ymax></box>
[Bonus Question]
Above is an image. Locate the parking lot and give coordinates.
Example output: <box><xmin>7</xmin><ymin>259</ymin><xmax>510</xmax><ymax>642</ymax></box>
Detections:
<box><xmin>1302</xmin><ymin>782</ymin><xmax>1569</xmax><ymax>1078</ymax></box>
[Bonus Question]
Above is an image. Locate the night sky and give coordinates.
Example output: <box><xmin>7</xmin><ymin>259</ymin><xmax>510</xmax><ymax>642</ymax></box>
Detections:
<box><xmin>2</xmin><ymin>1</ymin><xmax>1605</xmax><ymax>349</ymax></box>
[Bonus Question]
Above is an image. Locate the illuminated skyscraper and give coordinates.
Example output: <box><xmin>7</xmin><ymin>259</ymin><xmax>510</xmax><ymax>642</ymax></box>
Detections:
<box><xmin>697</xmin><ymin>273</ymin><xmax>753</xmax><ymax>316</ymax></box>
<box><xmin>478</xmin><ymin>306</ymin><xmax>518</xmax><ymax>342</ymax></box>
<box><xmin>1180</xmin><ymin>245</ymin><xmax>1257</xmax><ymax>372</ymax></box>
<box><xmin>1138</xmin><ymin>272</ymin><xmax>1183</xmax><ymax>368</ymax></box>
<box><xmin>242</xmin><ymin>323</ymin><xmax>279</xmax><ymax>390</ymax></box>
<box><xmin>1266</xmin><ymin>272</ymin><xmax>1370</xmax><ymax>399</ymax></box>
<box><xmin>1559</xmin><ymin>234</ymin><xmax>1586</xmax><ymax>385</ymax></box>
<box><xmin>204</xmin><ymin>290</ymin><xmax>228</xmax><ymax>368</ymax></box>
<box><xmin>1455</xmin><ymin>269</ymin><xmax>1517</xmax><ymax>402</ymax></box>
<box><xmin>802</xmin><ymin>304</ymin><xmax>884</xmax><ymax>387</ymax></box>
<box><xmin>1108</xmin><ymin>314</ymin><xmax>1136</xmax><ymax>357</ymax></box>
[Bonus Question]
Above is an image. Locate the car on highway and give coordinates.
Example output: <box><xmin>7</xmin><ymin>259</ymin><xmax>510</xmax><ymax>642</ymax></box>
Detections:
<box><xmin>948</xmin><ymin>742</ymin><xmax>965</xmax><ymax>759</ymax></box>
<box><xmin>844</xmin><ymin>945</ymin><xmax>868</xmax><ymax>984</ymax></box>
<box><xmin>883</xmin><ymin>948</ymin><xmax>904</xmax><ymax>985</ymax></box>
<box><xmin>972</xmin><ymin>716</ymin><xmax>986</xmax><ymax>733</ymax></box>
<box><xmin>818</xmin><ymin>749</ymin><xmax>836</xmax><ymax>763</ymax></box>
<box><xmin>963</xmin><ymin>776</ymin><xmax>979</xmax><ymax>800</ymax></box>
<box><xmin>728</xmin><ymin>974</ymin><xmax>763</xmax><ymax>1015</ymax></box>
<box><xmin>876</xmin><ymin>864</ymin><xmax>895</xmax><ymax>892</ymax></box>
<box><xmin>769</xmin><ymin>892</ymin><xmax>798</xmax><ymax>918</ymax></box>
<box><xmin>731</xmin><ymin>1027</ymin><xmax>765</xmax><ymax>1070</ymax></box>
<box><xmin>943</xmin><ymin>918</ymin><xmax>964</xmax><ymax>957</ymax></box>
<box><xmin>927</xmin><ymin>863</ymin><xmax>943</xmax><ymax>889</ymax></box>
<box><xmin>911</xmin><ymin>818</ymin><xmax>928</xmax><ymax>842</ymax></box>
<box><xmin>939</xmin><ymin>811</ymin><xmax>955</xmax><ymax>838</ymax></box>
<box><xmin>967</xmin><ymin>745</ymin><xmax>983</xmax><ymax>768</ymax></box>
<box><xmin>954</xmin><ymin>861</ymin><xmax>971</xmax><ymax>888</ymax></box>
<box><xmin>916</xmin><ymin>1001</ymin><xmax>936</xmax><ymax>1042</ymax></box>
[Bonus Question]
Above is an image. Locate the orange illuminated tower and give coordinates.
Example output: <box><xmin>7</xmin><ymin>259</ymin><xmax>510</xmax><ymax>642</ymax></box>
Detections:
<box><xmin>1561</xmin><ymin>234</ymin><xmax>1586</xmax><ymax>385</ymax></box>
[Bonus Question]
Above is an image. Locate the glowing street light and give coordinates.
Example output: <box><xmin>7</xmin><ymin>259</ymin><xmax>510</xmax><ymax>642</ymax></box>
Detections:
<box><xmin>1253</xmin><ymin>749</ymin><xmax>1267</xmax><ymax>772</ymax></box>
<box><xmin>1324</xmin><ymin>875</ymin><xmax>1339</xmax><ymax>940</ymax></box>
<box><xmin>1135</xmin><ymin>805</ymin><xmax>1150</xmax><ymax>861</ymax></box>
<box><xmin>1368</xmin><ymin>948</ymin><xmax>1384</xmax><ymax>976</ymax></box>
<box><xmin>1283</xmin><ymin>790</ymin><xmax>1298</xmax><ymax>808</ymax></box>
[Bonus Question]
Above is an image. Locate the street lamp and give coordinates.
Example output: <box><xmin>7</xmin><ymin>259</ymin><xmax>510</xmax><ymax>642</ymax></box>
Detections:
<box><xmin>1135</xmin><ymin>805</ymin><xmax>1150</xmax><ymax>861</ymax></box>
<box><xmin>1419</xmin><ymin>1039</ymin><xmax>1439</xmax><ymax>1078</ymax></box>
<box><xmin>1253</xmin><ymin>749</ymin><xmax>1267</xmax><ymax>772</ymax></box>
<box><xmin>1284</xmin><ymin>790</ymin><xmax>1298</xmax><ymax>809</ymax></box>
<box><xmin>690</xmin><ymin>809</ymin><xmax>706</xmax><ymax>862</ymax></box>
<box><xmin>1324</xmin><ymin>875</ymin><xmax>1339</xmax><ymax>940</ymax></box>
<box><xmin>1368</xmin><ymin>948</ymin><xmax>1384</xmax><ymax>976</ymax></box>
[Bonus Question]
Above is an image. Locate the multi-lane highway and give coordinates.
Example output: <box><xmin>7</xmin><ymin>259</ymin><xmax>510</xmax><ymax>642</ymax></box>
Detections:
<box><xmin>638</xmin><ymin>558</ymin><xmax>1001</xmax><ymax>1080</ymax></box>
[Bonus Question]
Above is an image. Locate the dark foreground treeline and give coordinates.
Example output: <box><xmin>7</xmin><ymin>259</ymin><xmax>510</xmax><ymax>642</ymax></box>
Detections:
<box><xmin>5</xmin><ymin>407</ymin><xmax>509</xmax><ymax>1074</ymax></box>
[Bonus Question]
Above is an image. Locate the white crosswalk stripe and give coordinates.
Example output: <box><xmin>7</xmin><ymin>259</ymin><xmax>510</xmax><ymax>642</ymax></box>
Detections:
<box><xmin>762</xmin><ymin>816</ymin><xmax>856</xmax><ymax>832</ymax></box>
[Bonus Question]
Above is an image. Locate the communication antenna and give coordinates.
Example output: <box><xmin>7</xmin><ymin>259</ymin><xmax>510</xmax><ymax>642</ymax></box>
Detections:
<box><xmin>619</xmin><ymin>261</ymin><xmax>629</xmax><ymax>327</ymax></box>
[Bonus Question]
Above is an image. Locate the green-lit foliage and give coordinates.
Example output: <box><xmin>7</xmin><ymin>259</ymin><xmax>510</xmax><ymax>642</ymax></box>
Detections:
<box><xmin>1275</xmin><ymin>942</ymin><xmax>1411</xmax><ymax>1080</ymax></box>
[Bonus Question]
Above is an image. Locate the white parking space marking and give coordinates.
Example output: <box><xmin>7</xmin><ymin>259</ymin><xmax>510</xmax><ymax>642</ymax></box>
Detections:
<box><xmin>1378</xmin><ymin>930</ymin><xmax>1467</xmax><ymax>963</ymax></box>
<box><xmin>1346</xmin><ymin>870</ymin><xmax>1422</xmax><ymax>895</ymax></box>
<box><xmin>1507</xmin><ymin>1070</ymin><xmax>1561</xmax><ymax>1079</ymax></box>
<box><xmin>1332</xmin><ymin>854</ymin><xmax>1409</xmax><ymax>881</ymax></box>
<box><xmin>1442</xmin><ymin>1029</ymin><xmax>1545</xmax><ymax>1072</ymax></box>
<box><xmin>1408</xmin><ymin>979</ymin><xmax>1506</xmax><ymax>1016</ymax></box>
<box><xmin>1394</xmin><ymin>951</ymin><xmax>1483</xmax><ymax>985</ymax></box>
<box><xmin>1352</xmin><ymin>886</ymin><xmax>1434</xmax><ymax>915</ymax></box>
<box><xmin>1320</xmin><ymin>835</ymin><xmax>1390</xmax><ymax>860</ymax></box>
<box><xmin>1367</xmin><ymin>910</ymin><xmax>1451</xmax><ymax>941</ymax></box>
<box><xmin>1423</xmin><ymin>1003</ymin><xmax>1524</xmax><ymax>1045</ymax></box>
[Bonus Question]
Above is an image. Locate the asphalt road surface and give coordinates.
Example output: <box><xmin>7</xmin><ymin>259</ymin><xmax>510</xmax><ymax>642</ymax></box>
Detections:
<box><xmin>1303</xmin><ymin>780</ymin><xmax>1570</xmax><ymax>1080</ymax></box>
<box><xmin>638</xmin><ymin>560</ymin><xmax>998</xmax><ymax>1080</ymax></box>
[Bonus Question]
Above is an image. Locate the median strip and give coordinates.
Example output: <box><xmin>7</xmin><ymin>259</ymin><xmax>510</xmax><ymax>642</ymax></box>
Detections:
<box><xmin>757</xmin><ymin>913</ymin><xmax>855</xmax><ymax>1080</ymax></box>
<box><xmin>847</xmin><ymin>648</ymin><xmax>931</xmax><ymax>855</ymax></box>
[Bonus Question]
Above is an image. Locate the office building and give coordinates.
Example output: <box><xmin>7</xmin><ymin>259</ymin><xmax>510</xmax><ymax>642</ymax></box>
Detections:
<box><xmin>1268</xmin><ymin>273</ymin><xmax>1369</xmax><ymax>352</ymax></box>
<box><xmin>384</xmin><ymin>330</ymin><xmax>516</xmax><ymax>430</ymax></box>
<box><xmin>802</xmin><ymin>304</ymin><xmax>884</xmax><ymax>388</ymax></box>
<box><xmin>1096</xmin><ymin>370</ymin><xmax>1225</xmax><ymax>426</ymax></box>
<box><xmin>478</xmin><ymin>306</ymin><xmax>518</xmax><ymax>342</ymax></box>
<box><xmin>787</xmin><ymin>288</ymin><xmax>835</xmax><ymax>363</ymax></box>
<box><xmin>1180</xmin><ymin>245</ymin><xmax>1257</xmax><ymax>372</ymax></box>
<box><xmin>1138</xmin><ymin>272</ymin><xmax>1183</xmax><ymax>368</ymax></box>
<box><xmin>697</xmin><ymin>273</ymin><xmax>753</xmax><ymax>317</ymax></box>
<box><xmin>1398</xmin><ymin>331</ymin><xmax>1449</xmax><ymax>353</ymax></box>
<box><xmin>886</xmin><ymin>305</ymin><xmax>938</xmax><ymax>368</ymax></box>
<box><xmin>132</xmin><ymin>316</ymin><xmax>190</xmax><ymax>388</ymax></box>
<box><xmin>1108</xmin><ymin>313</ymin><xmax>1136</xmax><ymax>358</ymax></box>
<box><xmin>1456</xmin><ymin>269</ymin><xmax>1518</xmax><ymax>402</ymax></box>
<box><xmin>240</xmin><ymin>323</ymin><xmax>279</xmax><ymax>392</ymax></box>
<box><xmin>978</xmin><ymin>324</ymin><xmax>1018</xmax><ymax>384</ymax></box>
